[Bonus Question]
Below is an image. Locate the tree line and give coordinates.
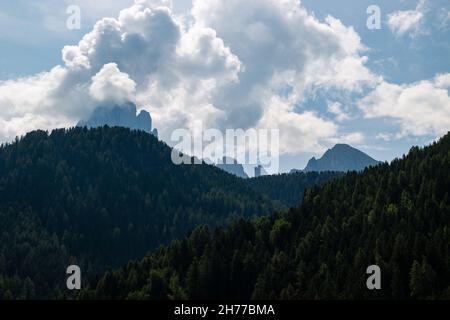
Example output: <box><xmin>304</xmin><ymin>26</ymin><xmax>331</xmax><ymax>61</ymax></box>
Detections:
<box><xmin>86</xmin><ymin>132</ymin><xmax>450</xmax><ymax>299</ymax></box>
<box><xmin>0</xmin><ymin>126</ymin><xmax>337</xmax><ymax>299</ymax></box>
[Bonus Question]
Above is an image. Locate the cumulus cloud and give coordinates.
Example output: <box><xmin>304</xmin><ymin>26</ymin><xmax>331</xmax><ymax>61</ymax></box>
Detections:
<box><xmin>189</xmin><ymin>0</ymin><xmax>379</xmax><ymax>152</ymax></box>
<box><xmin>359</xmin><ymin>73</ymin><xmax>450</xmax><ymax>138</ymax></box>
<box><xmin>256</xmin><ymin>96</ymin><xmax>339</xmax><ymax>155</ymax></box>
<box><xmin>0</xmin><ymin>66</ymin><xmax>78</xmax><ymax>141</ymax></box>
<box><xmin>62</xmin><ymin>5</ymin><xmax>182</xmax><ymax>81</ymax></box>
<box><xmin>0</xmin><ymin>0</ymin><xmax>379</xmax><ymax>156</ymax></box>
<box><xmin>0</xmin><ymin>1</ymin><xmax>239</xmax><ymax>142</ymax></box>
<box><xmin>89</xmin><ymin>63</ymin><xmax>136</xmax><ymax>104</ymax></box>
<box><xmin>387</xmin><ymin>0</ymin><xmax>426</xmax><ymax>38</ymax></box>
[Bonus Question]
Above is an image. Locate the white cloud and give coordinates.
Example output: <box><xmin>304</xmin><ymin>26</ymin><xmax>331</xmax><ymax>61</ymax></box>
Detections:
<box><xmin>0</xmin><ymin>0</ymin><xmax>378</xmax><ymax>156</ymax></box>
<box><xmin>359</xmin><ymin>73</ymin><xmax>450</xmax><ymax>138</ymax></box>
<box><xmin>0</xmin><ymin>1</ymin><xmax>239</xmax><ymax>144</ymax></box>
<box><xmin>375</xmin><ymin>133</ymin><xmax>393</xmax><ymax>142</ymax></box>
<box><xmin>257</xmin><ymin>96</ymin><xmax>339</xmax><ymax>155</ymax></box>
<box><xmin>327</xmin><ymin>101</ymin><xmax>351</xmax><ymax>122</ymax></box>
<box><xmin>435</xmin><ymin>73</ymin><xmax>450</xmax><ymax>88</ymax></box>
<box><xmin>89</xmin><ymin>63</ymin><xmax>136</xmax><ymax>103</ymax></box>
<box><xmin>387</xmin><ymin>0</ymin><xmax>426</xmax><ymax>38</ymax></box>
<box><xmin>190</xmin><ymin>0</ymin><xmax>379</xmax><ymax>152</ymax></box>
<box><xmin>0</xmin><ymin>66</ymin><xmax>78</xmax><ymax>141</ymax></box>
<box><xmin>327</xmin><ymin>132</ymin><xmax>365</xmax><ymax>146</ymax></box>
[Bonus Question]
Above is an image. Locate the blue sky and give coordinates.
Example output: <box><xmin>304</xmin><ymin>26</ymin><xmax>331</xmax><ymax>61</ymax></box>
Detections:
<box><xmin>0</xmin><ymin>0</ymin><xmax>449</xmax><ymax>174</ymax></box>
<box><xmin>295</xmin><ymin>0</ymin><xmax>450</xmax><ymax>171</ymax></box>
<box><xmin>303</xmin><ymin>0</ymin><xmax>450</xmax><ymax>83</ymax></box>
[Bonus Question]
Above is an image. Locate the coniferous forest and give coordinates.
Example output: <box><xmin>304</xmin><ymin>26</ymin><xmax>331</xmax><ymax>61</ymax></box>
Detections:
<box><xmin>0</xmin><ymin>126</ymin><xmax>339</xmax><ymax>299</ymax></box>
<box><xmin>82</xmin><ymin>130</ymin><xmax>450</xmax><ymax>300</ymax></box>
<box><xmin>247</xmin><ymin>172</ymin><xmax>343</xmax><ymax>209</ymax></box>
<box><xmin>2</xmin><ymin>0</ymin><xmax>450</xmax><ymax>309</ymax></box>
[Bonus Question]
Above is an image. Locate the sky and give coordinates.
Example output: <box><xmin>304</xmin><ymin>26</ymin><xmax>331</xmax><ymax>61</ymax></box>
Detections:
<box><xmin>0</xmin><ymin>0</ymin><xmax>449</xmax><ymax>174</ymax></box>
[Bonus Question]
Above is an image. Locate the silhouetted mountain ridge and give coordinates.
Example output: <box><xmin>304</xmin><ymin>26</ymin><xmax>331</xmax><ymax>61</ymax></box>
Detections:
<box><xmin>296</xmin><ymin>144</ymin><xmax>381</xmax><ymax>173</ymax></box>
<box><xmin>77</xmin><ymin>102</ymin><xmax>158</xmax><ymax>137</ymax></box>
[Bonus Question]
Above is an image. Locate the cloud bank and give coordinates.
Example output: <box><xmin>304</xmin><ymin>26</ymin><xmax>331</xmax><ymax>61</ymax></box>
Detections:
<box><xmin>1</xmin><ymin>0</ymin><xmax>447</xmax><ymax>157</ymax></box>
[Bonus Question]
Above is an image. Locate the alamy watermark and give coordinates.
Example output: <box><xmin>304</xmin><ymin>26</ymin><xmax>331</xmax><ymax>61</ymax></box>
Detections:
<box><xmin>366</xmin><ymin>265</ymin><xmax>381</xmax><ymax>290</ymax></box>
<box><xmin>367</xmin><ymin>5</ymin><xmax>382</xmax><ymax>30</ymax></box>
<box><xmin>66</xmin><ymin>265</ymin><xmax>81</xmax><ymax>290</ymax></box>
<box><xmin>63</xmin><ymin>263</ymin><xmax>379</xmax><ymax>291</ymax></box>
<box><xmin>170</xmin><ymin>124</ymin><xmax>280</xmax><ymax>174</ymax></box>
<box><xmin>66</xmin><ymin>5</ymin><xmax>81</xmax><ymax>30</ymax></box>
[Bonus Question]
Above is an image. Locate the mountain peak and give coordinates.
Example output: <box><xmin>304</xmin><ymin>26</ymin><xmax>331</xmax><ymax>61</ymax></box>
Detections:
<box><xmin>302</xmin><ymin>144</ymin><xmax>381</xmax><ymax>172</ymax></box>
<box><xmin>77</xmin><ymin>102</ymin><xmax>158</xmax><ymax>137</ymax></box>
<box><xmin>332</xmin><ymin>143</ymin><xmax>352</xmax><ymax>149</ymax></box>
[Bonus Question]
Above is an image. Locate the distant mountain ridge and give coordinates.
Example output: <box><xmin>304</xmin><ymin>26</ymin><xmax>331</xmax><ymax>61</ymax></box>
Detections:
<box><xmin>77</xmin><ymin>102</ymin><xmax>158</xmax><ymax>137</ymax></box>
<box><xmin>216</xmin><ymin>157</ymin><xmax>248</xmax><ymax>178</ymax></box>
<box><xmin>291</xmin><ymin>144</ymin><xmax>381</xmax><ymax>173</ymax></box>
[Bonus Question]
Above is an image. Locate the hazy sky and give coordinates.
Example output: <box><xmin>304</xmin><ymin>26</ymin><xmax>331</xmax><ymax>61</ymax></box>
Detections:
<box><xmin>0</xmin><ymin>0</ymin><xmax>449</xmax><ymax>174</ymax></box>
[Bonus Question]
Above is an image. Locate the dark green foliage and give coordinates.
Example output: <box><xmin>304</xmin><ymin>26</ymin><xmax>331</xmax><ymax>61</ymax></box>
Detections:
<box><xmin>89</xmin><ymin>133</ymin><xmax>450</xmax><ymax>300</ymax></box>
<box><xmin>247</xmin><ymin>172</ymin><xmax>343</xmax><ymax>208</ymax></box>
<box><xmin>0</xmin><ymin>126</ymin><xmax>281</xmax><ymax>299</ymax></box>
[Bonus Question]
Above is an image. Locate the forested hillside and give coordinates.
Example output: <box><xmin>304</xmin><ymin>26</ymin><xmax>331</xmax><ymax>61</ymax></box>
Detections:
<box><xmin>247</xmin><ymin>172</ymin><xmax>343</xmax><ymax>208</ymax></box>
<box><xmin>88</xmin><ymin>132</ymin><xmax>450</xmax><ymax>300</ymax></box>
<box><xmin>0</xmin><ymin>127</ymin><xmax>280</xmax><ymax>299</ymax></box>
